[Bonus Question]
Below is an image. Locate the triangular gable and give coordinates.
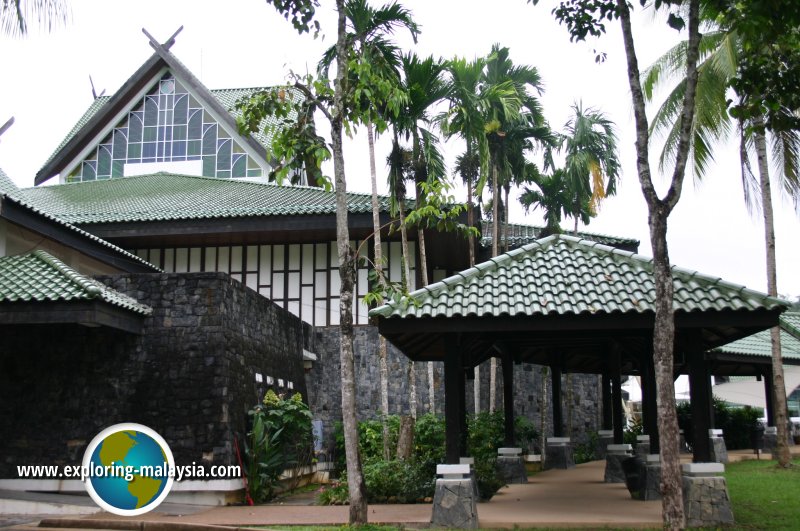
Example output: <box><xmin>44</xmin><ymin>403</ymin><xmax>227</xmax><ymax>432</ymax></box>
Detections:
<box><xmin>35</xmin><ymin>37</ymin><xmax>273</xmax><ymax>185</ymax></box>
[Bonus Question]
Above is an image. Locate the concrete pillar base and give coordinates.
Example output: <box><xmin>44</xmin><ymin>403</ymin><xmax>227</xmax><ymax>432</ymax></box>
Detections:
<box><xmin>431</xmin><ymin>465</ymin><xmax>478</xmax><ymax>529</ymax></box>
<box><xmin>596</xmin><ymin>430</ymin><xmax>613</xmax><ymax>459</ymax></box>
<box><xmin>622</xmin><ymin>454</ymin><xmax>661</xmax><ymax>501</ymax></box>
<box><xmin>544</xmin><ymin>438</ymin><xmax>574</xmax><ymax>470</ymax></box>
<box><xmin>682</xmin><ymin>463</ymin><xmax>734</xmax><ymax>528</ymax></box>
<box><xmin>709</xmin><ymin>430</ymin><xmax>729</xmax><ymax>464</ymax></box>
<box><xmin>604</xmin><ymin>444</ymin><xmax>632</xmax><ymax>483</ymax></box>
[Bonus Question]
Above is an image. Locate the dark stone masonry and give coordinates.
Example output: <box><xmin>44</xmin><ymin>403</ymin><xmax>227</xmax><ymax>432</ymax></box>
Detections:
<box><xmin>0</xmin><ymin>272</ymin><xmax>604</xmax><ymax>478</ymax></box>
<box><xmin>0</xmin><ymin>273</ymin><xmax>307</xmax><ymax>477</ymax></box>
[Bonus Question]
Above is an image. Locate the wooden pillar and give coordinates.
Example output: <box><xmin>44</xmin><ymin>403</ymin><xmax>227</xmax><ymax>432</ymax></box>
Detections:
<box><xmin>459</xmin><ymin>367</ymin><xmax>468</xmax><ymax>456</ymax></box>
<box><xmin>444</xmin><ymin>337</ymin><xmax>463</xmax><ymax>464</ymax></box>
<box><xmin>763</xmin><ymin>365</ymin><xmax>776</xmax><ymax>426</ymax></box>
<box><xmin>640</xmin><ymin>346</ymin><xmax>659</xmax><ymax>454</ymax></box>
<box><xmin>602</xmin><ymin>371</ymin><xmax>613</xmax><ymax>431</ymax></box>
<box><xmin>502</xmin><ymin>353</ymin><xmax>515</xmax><ymax>446</ymax></box>
<box><xmin>611</xmin><ymin>346</ymin><xmax>624</xmax><ymax>444</ymax></box>
<box><xmin>551</xmin><ymin>363</ymin><xmax>563</xmax><ymax>437</ymax></box>
<box><xmin>688</xmin><ymin>345</ymin><xmax>712</xmax><ymax>462</ymax></box>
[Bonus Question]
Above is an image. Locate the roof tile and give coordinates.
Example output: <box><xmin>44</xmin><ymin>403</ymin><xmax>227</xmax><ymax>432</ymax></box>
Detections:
<box><xmin>0</xmin><ymin>250</ymin><xmax>152</xmax><ymax>315</ymax></box>
<box><xmin>370</xmin><ymin>235</ymin><xmax>789</xmax><ymax>319</ymax></box>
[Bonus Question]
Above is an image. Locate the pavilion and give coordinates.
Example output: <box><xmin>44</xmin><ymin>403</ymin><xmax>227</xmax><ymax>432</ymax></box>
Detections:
<box><xmin>370</xmin><ymin>234</ymin><xmax>790</xmax><ymax>463</ymax></box>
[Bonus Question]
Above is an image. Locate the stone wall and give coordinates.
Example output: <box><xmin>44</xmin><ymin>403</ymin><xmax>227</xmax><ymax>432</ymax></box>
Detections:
<box><xmin>305</xmin><ymin>325</ymin><xmax>602</xmax><ymax>458</ymax></box>
<box><xmin>0</xmin><ymin>272</ymin><xmax>306</xmax><ymax>477</ymax></box>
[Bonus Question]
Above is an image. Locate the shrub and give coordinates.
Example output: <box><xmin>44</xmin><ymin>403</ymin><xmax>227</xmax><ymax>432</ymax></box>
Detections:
<box><xmin>243</xmin><ymin>391</ymin><xmax>313</xmax><ymax>503</ymax></box>
<box><xmin>678</xmin><ymin>398</ymin><xmax>760</xmax><ymax>450</ymax></box>
<box><xmin>623</xmin><ymin>417</ymin><xmax>643</xmax><ymax>445</ymax></box>
<box><xmin>574</xmin><ymin>431</ymin><xmax>598</xmax><ymax>464</ymax></box>
<box><xmin>317</xmin><ymin>480</ymin><xmax>349</xmax><ymax>505</ymax></box>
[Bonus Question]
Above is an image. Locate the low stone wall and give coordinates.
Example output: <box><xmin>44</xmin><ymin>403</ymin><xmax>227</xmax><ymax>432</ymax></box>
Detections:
<box><xmin>0</xmin><ymin>272</ymin><xmax>307</xmax><ymax>477</ymax></box>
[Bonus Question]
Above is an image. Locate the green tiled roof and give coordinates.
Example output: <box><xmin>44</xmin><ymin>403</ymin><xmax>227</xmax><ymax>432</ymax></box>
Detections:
<box><xmin>0</xmin><ymin>168</ymin><xmax>20</xmax><ymax>197</ymax></box>
<box><xmin>713</xmin><ymin>313</ymin><xmax>800</xmax><ymax>360</ymax></box>
<box><xmin>0</xmin><ymin>250</ymin><xmax>152</xmax><ymax>315</ymax></box>
<box><xmin>41</xmin><ymin>86</ymin><xmax>289</xmax><ymax>173</ymax></box>
<box><xmin>480</xmin><ymin>220</ymin><xmax>639</xmax><ymax>249</ymax></box>
<box><xmin>783</xmin><ymin>312</ymin><xmax>800</xmax><ymax>339</ymax></box>
<box><xmin>370</xmin><ymin>235</ymin><xmax>788</xmax><ymax>319</ymax></box>
<box><xmin>1</xmin><ymin>182</ymin><xmax>159</xmax><ymax>271</ymax></box>
<box><xmin>24</xmin><ymin>173</ymin><xmax>393</xmax><ymax>224</ymax></box>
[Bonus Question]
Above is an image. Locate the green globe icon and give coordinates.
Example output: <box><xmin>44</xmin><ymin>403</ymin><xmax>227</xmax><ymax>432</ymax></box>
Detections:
<box><xmin>82</xmin><ymin>423</ymin><xmax>174</xmax><ymax>516</ymax></box>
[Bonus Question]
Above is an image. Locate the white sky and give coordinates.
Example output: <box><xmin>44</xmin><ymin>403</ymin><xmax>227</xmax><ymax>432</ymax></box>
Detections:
<box><xmin>0</xmin><ymin>0</ymin><xmax>797</xmax><ymax>299</ymax></box>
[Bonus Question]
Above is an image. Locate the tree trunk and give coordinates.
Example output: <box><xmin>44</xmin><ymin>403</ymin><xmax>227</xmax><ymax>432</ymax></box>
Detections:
<box><xmin>504</xmin><ymin>184</ymin><xmax>510</xmax><ymax>253</ymax></box>
<box><xmin>615</xmin><ymin>0</ymin><xmax>701</xmax><ymax>527</ymax></box>
<box><xmin>366</xmin><ymin>120</ymin><xmax>391</xmax><ymax>460</ymax></box>
<box><xmin>649</xmin><ymin>210</ymin><xmax>683</xmax><ymax>529</ymax></box>
<box><xmin>332</xmin><ymin>0</ymin><xmax>366</xmax><ymax>522</ymax></box>
<box><xmin>398</xmin><ymin>200</ymin><xmax>417</xmax><ymax>421</ymax></box>
<box><xmin>754</xmin><ymin>124</ymin><xmax>792</xmax><ymax>466</ymax></box>
<box><xmin>489</xmin><ymin>160</ymin><xmax>500</xmax><ymax>412</ymax></box>
<box><xmin>396</xmin><ymin>415</ymin><xmax>415</xmax><ymax>460</ymax></box>
<box><xmin>467</xmin><ymin>176</ymin><xmax>475</xmax><ymax>267</ymax></box>
<box><xmin>473</xmin><ymin>364</ymin><xmax>481</xmax><ymax>414</ymax></box>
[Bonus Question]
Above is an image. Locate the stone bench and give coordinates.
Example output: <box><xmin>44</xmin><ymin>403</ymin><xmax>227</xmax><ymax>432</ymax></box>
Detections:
<box><xmin>544</xmin><ymin>437</ymin><xmax>574</xmax><ymax>470</ymax></box>
<box><xmin>431</xmin><ymin>464</ymin><xmax>478</xmax><ymax>528</ymax></box>
<box><xmin>682</xmin><ymin>463</ymin><xmax>734</xmax><ymax>527</ymax></box>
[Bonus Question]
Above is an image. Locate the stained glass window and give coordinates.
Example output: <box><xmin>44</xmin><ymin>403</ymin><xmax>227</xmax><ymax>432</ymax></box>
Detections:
<box><xmin>66</xmin><ymin>74</ymin><xmax>263</xmax><ymax>182</ymax></box>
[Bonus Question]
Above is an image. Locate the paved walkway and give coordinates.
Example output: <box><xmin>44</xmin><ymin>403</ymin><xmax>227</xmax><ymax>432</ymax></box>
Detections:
<box><xmin>22</xmin><ymin>460</ymin><xmax>663</xmax><ymax>529</ymax></box>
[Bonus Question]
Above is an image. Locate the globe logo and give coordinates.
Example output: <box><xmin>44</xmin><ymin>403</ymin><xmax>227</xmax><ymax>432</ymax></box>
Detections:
<box><xmin>82</xmin><ymin>423</ymin><xmax>175</xmax><ymax>516</ymax></box>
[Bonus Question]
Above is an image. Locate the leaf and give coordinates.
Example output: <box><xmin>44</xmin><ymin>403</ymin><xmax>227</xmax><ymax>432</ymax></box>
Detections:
<box><xmin>667</xmin><ymin>13</ymin><xmax>685</xmax><ymax>31</ymax></box>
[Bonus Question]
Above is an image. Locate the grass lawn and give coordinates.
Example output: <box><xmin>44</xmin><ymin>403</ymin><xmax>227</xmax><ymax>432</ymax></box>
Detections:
<box><xmin>724</xmin><ymin>458</ymin><xmax>800</xmax><ymax>530</ymax></box>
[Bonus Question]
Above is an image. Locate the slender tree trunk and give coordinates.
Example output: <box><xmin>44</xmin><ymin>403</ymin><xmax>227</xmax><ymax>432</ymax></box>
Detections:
<box><xmin>754</xmin><ymin>124</ymin><xmax>791</xmax><ymax>466</ymax></box>
<box><xmin>489</xmin><ymin>160</ymin><xmax>500</xmax><ymax>412</ymax></box>
<box><xmin>467</xmin><ymin>178</ymin><xmax>475</xmax><ymax>267</ymax></box>
<box><xmin>367</xmin><ymin>121</ymin><xmax>391</xmax><ymax>459</ymax></box>
<box><xmin>504</xmin><ymin>184</ymin><xmax>510</xmax><ymax>253</ymax></box>
<box><xmin>474</xmin><ymin>364</ymin><xmax>481</xmax><ymax>414</ymax></box>
<box><xmin>616</xmin><ymin>0</ymin><xmax>700</xmax><ymax>527</ymax></box>
<box><xmin>332</xmin><ymin>1</ymin><xmax>366</xmax><ymax>522</ymax></box>
<box><xmin>398</xmin><ymin>200</ymin><xmax>417</xmax><ymax>420</ymax></box>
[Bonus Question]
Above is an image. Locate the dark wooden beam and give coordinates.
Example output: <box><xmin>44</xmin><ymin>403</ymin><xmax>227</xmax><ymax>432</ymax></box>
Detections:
<box><xmin>602</xmin><ymin>370</ymin><xmax>613</xmax><ymax>431</ymax></box>
<box><xmin>551</xmin><ymin>362</ymin><xmax>563</xmax><ymax>438</ymax></box>
<box><xmin>444</xmin><ymin>336</ymin><xmax>463</xmax><ymax>464</ymax></box>
<box><xmin>459</xmin><ymin>365</ymin><xmax>468</xmax><ymax>456</ymax></box>
<box><xmin>763</xmin><ymin>365</ymin><xmax>775</xmax><ymax>427</ymax></box>
<box><xmin>611</xmin><ymin>345</ymin><xmax>624</xmax><ymax>444</ymax></box>
<box><xmin>502</xmin><ymin>351</ymin><xmax>515</xmax><ymax>446</ymax></box>
<box><xmin>0</xmin><ymin>300</ymin><xmax>145</xmax><ymax>334</ymax></box>
<box><xmin>688</xmin><ymin>341</ymin><xmax>713</xmax><ymax>463</ymax></box>
<box><xmin>640</xmin><ymin>344</ymin><xmax>659</xmax><ymax>454</ymax></box>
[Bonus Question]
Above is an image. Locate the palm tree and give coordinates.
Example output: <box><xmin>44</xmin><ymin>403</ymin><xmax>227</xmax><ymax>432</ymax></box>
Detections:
<box><xmin>520</xmin><ymin>167</ymin><xmax>591</xmax><ymax>236</ymax></box>
<box><xmin>320</xmin><ymin>0</ymin><xmax>418</xmax><ymax>459</ymax></box>
<box><xmin>441</xmin><ymin>56</ymin><xmax>488</xmax><ymax>268</ymax></box>
<box><xmin>561</xmin><ymin>102</ymin><xmax>621</xmax><ymax>234</ymax></box>
<box><xmin>390</xmin><ymin>53</ymin><xmax>448</xmax><ymax>415</ymax></box>
<box><xmin>478</xmin><ymin>44</ymin><xmax>555</xmax><ymax>411</ymax></box>
<box><xmin>1</xmin><ymin>0</ymin><xmax>68</xmax><ymax>37</ymax></box>
<box><xmin>643</xmin><ymin>25</ymin><xmax>800</xmax><ymax>467</ymax></box>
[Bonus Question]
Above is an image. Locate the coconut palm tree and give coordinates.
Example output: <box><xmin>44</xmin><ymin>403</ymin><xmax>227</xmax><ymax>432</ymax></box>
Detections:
<box><xmin>1</xmin><ymin>0</ymin><xmax>68</xmax><ymax>37</ymax></box>
<box><xmin>643</xmin><ymin>24</ymin><xmax>800</xmax><ymax>467</ymax></box>
<box><xmin>561</xmin><ymin>102</ymin><xmax>621</xmax><ymax>234</ymax></box>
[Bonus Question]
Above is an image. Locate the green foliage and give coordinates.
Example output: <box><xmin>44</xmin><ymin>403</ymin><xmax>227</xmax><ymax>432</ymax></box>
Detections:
<box><xmin>328</xmin><ymin>412</ymin><xmax>535</xmax><ymax>503</ymax></box>
<box><xmin>362</xmin><ymin>459</ymin><xmax>435</xmax><ymax>502</ymax></box>
<box><xmin>573</xmin><ymin>431</ymin><xmax>598</xmax><ymax>464</ymax></box>
<box><xmin>244</xmin><ymin>391</ymin><xmax>314</xmax><ymax>503</ymax></box>
<box><xmin>265</xmin><ymin>0</ymin><xmax>321</xmax><ymax>37</ymax></box>
<box><xmin>515</xmin><ymin>416</ymin><xmax>539</xmax><ymax>455</ymax></box>
<box><xmin>623</xmin><ymin>416</ymin><xmax>643</xmax><ymax>446</ymax></box>
<box><xmin>677</xmin><ymin>398</ymin><xmax>761</xmax><ymax>450</ymax></box>
<box><xmin>317</xmin><ymin>480</ymin><xmax>349</xmax><ymax>505</ymax></box>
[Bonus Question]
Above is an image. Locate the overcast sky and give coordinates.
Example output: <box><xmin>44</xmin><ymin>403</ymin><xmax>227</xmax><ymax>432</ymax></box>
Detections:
<box><xmin>0</xmin><ymin>0</ymin><xmax>797</xmax><ymax>299</ymax></box>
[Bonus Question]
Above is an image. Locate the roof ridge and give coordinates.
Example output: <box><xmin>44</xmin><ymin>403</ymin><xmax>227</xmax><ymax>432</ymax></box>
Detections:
<box><xmin>24</xmin><ymin>171</ymin><xmax>390</xmax><ymax>201</ymax></box>
<box><xmin>3</xmin><ymin>191</ymin><xmax>160</xmax><ymax>271</ymax></box>
<box><xmin>481</xmin><ymin>219</ymin><xmax>640</xmax><ymax>245</ymax></box>
<box><xmin>31</xmin><ymin>250</ymin><xmax>102</xmax><ymax>299</ymax></box>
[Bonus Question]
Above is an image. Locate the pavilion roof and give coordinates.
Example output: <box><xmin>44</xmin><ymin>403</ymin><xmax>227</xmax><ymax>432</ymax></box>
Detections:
<box><xmin>371</xmin><ymin>235</ymin><xmax>787</xmax><ymax>320</ymax></box>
